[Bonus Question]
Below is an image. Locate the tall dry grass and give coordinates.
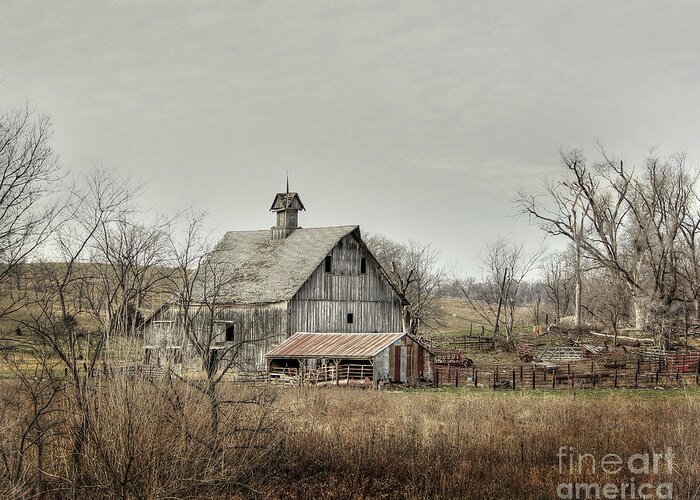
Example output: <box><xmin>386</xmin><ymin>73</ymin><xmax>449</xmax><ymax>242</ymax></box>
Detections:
<box><xmin>0</xmin><ymin>380</ymin><xmax>698</xmax><ymax>499</ymax></box>
<box><xmin>277</xmin><ymin>389</ymin><xmax>700</xmax><ymax>499</ymax></box>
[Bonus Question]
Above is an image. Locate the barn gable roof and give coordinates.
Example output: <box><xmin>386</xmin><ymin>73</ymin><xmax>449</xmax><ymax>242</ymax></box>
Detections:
<box><xmin>198</xmin><ymin>225</ymin><xmax>360</xmax><ymax>304</ymax></box>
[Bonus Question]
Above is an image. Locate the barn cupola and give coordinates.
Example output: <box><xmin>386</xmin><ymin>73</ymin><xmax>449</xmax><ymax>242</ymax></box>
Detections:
<box><xmin>270</xmin><ymin>180</ymin><xmax>305</xmax><ymax>240</ymax></box>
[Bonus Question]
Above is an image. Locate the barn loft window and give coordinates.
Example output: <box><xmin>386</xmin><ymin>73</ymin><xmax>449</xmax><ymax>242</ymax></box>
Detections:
<box><xmin>360</xmin><ymin>257</ymin><xmax>367</xmax><ymax>274</ymax></box>
<box><xmin>347</xmin><ymin>313</ymin><xmax>354</xmax><ymax>324</ymax></box>
<box><xmin>225</xmin><ymin>324</ymin><xmax>235</xmax><ymax>342</ymax></box>
<box><xmin>324</xmin><ymin>255</ymin><xmax>332</xmax><ymax>273</ymax></box>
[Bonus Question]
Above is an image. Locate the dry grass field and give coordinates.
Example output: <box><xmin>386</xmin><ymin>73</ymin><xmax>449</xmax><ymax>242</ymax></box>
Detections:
<box><xmin>2</xmin><ymin>376</ymin><xmax>699</xmax><ymax>499</ymax></box>
<box><xmin>278</xmin><ymin>388</ymin><xmax>699</xmax><ymax>499</ymax></box>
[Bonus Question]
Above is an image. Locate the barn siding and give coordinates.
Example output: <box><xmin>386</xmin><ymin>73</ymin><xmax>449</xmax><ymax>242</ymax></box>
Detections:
<box><xmin>290</xmin><ymin>233</ymin><xmax>404</xmax><ymax>334</ymax></box>
<box><xmin>143</xmin><ymin>302</ymin><xmax>288</xmax><ymax>371</ymax></box>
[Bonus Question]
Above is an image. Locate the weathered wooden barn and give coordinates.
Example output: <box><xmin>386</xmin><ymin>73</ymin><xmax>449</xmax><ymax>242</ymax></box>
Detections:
<box><xmin>266</xmin><ymin>332</ymin><xmax>435</xmax><ymax>387</ymax></box>
<box><xmin>143</xmin><ymin>189</ymin><xmax>422</xmax><ymax>377</ymax></box>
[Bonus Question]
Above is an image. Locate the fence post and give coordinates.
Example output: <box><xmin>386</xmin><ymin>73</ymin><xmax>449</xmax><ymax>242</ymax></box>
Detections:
<box><xmin>655</xmin><ymin>368</ymin><xmax>660</xmax><ymax>387</ymax></box>
<box><xmin>592</xmin><ymin>364</ymin><xmax>596</xmax><ymax>389</ymax></box>
<box><xmin>455</xmin><ymin>368</ymin><xmax>459</xmax><ymax>388</ymax></box>
<box><xmin>571</xmin><ymin>370</ymin><xmax>574</xmax><ymax>389</ymax></box>
<box><xmin>614</xmin><ymin>366</ymin><xmax>618</xmax><ymax>388</ymax></box>
<box><xmin>512</xmin><ymin>370</ymin><xmax>516</xmax><ymax>390</ymax></box>
<box><xmin>474</xmin><ymin>369</ymin><xmax>478</xmax><ymax>387</ymax></box>
<box><xmin>532</xmin><ymin>368</ymin><xmax>536</xmax><ymax>389</ymax></box>
<box><xmin>520</xmin><ymin>365</ymin><xmax>523</xmax><ymax>381</ymax></box>
<box><xmin>552</xmin><ymin>369</ymin><xmax>556</xmax><ymax>389</ymax></box>
<box><xmin>634</xmin><ymin>369</ymin><xmax>638</xmax><ymax>389</ymax></box>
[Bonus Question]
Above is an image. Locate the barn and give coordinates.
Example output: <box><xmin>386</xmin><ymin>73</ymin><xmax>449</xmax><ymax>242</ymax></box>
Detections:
<box><xmin>142</xmin><ymin>187</ymin><xmax>431</xmax><ymax>383</ymax></box>
<box><xmin>266</xmin><ymin>332</ymin><xmax>435</xmax><ymax>387</ymax></box>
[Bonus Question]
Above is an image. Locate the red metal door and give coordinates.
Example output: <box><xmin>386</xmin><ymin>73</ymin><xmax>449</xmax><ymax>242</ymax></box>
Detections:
<box><xmin>393</xmin><ymin>346</ymin><xmax>401</xmax><ymax>381</ymax></box>
<box><xmin>417</xmin><ymin>347</ymin><xmax>424</xmax><ymax>378</ymax></box>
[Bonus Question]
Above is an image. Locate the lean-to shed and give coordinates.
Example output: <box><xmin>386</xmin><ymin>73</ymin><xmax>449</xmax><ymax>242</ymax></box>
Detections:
<box><xmin>266</xmin><ymin>332</ymin><xmax>435</xmax><ymax>387</ymax></box>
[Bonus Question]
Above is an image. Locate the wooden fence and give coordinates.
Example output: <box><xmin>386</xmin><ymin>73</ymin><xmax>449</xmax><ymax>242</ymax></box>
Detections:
<box><xmin>431</xmin><ymin>334</ymin><xmax>493</xmax><ymax>351</ymax></box>
<box><xmin>268</xmin><ymin>363</ymin><xmax>373</xmax><ymax>386</ymax></box>
<box><xmin>435</xmin><ymin>359</ymin><xmax>700</xmax><ymax>390</ymax></box>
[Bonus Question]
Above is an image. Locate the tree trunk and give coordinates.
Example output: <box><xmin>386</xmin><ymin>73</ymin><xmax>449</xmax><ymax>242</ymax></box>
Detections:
<box><xmin>574</xmin><ymin>236</ymin><xmax>582</xmax><ymax>328</ymax></box>
<box><xmin>71</xmin><ymin>413</ymin><xmax>88</xmax><ymax>499</ymax></box>
<box><xmin>493</xmin><ymin>269</ymin><xmax>508</xmax><ymax>348</ymax></box>
<box><xmin>401</xmin><ymin>306</ymin><xmax>411</xmax><ymax>335</ymax></box>
<box><xmin>632</xmin><ymin>296</ymin><xmax>646</xmax><ymax>331</ymax></box>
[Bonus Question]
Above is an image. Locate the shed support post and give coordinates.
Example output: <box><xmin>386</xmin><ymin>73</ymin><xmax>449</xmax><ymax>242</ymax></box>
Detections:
<box><xmin>373</xmin><ymin>360</ymin><xmax>378</xmax><ymax>389</ymax></box>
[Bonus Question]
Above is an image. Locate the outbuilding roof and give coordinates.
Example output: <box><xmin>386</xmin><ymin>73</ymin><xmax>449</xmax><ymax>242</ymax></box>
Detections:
<box><xmin>266</xmin><ymin>332</ymin><xmax>406</xmax><ymax>359</ymax></box>
<box><xmin>196</xmin><ymin>225</ymin><xmax>359</xmax><ymax>304</ymax></box>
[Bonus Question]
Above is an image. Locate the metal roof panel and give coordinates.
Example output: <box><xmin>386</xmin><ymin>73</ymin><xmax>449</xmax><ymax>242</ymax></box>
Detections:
<box><xmin>266</xmin><ymin>332</ymin><xmax>405</xmax><ymax>359</ymax></box>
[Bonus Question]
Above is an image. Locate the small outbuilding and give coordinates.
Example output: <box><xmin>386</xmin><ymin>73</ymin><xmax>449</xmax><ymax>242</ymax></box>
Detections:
<box><xmin>266</xmin><ymin>332</ymin><xmax>435</xmax><ymax>388</ymax></box>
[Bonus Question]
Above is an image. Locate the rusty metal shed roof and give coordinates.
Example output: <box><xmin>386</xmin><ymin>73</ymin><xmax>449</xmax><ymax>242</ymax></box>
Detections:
<box><xmin>266</xmin><ymin>332</ymin><xmax>406</xmax><ymax>359</ymax></box>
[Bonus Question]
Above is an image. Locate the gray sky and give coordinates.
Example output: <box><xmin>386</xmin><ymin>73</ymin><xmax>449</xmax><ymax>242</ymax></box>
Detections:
<box><xmin>2</xmin><ymin>1</ymin><xmax>699</xmax><ymax>275</ymax></box>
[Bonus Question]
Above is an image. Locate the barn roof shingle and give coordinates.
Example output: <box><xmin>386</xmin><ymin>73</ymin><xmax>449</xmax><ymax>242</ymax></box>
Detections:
<box><xmin>197</xmin><ymin>225</ymin><xmax>359</xmax><ymax>304</ymax></box>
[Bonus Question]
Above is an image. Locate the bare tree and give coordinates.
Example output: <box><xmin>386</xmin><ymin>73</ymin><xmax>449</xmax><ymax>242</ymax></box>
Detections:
<box><xmin>20</xmin><ymin>168</ymin><xmax>132</xmax><ymax>495</ymax></box>
<box><xmin>518</xmin><ymin>145</ymin><xmax>698</xmax><ymax>347</ymax></box>
<box><xmin>455</xmin><ymin>237</ymin><xmax>540</xmax><ymax>347</ymax></box>
<box><xmin>584</xmin><ymin>270</ymin><xmax>630</xmax><ymax>346</ymax></box>
<box><xmin>365</xmin><ymin>235</ymin><xmax>444</xmax><ymax>336</ymax></box>
<box><xmin>540</xmin><ymin>251</ymin><xmax>574</xmax><ymax>324</ymax></box>
<box><xmin>165</xmin><ymin>212</ymin><xmax>278</xmax><ymax>449</ymax></box>
<box><xmin>0</xmin><ymin>106</ymin><xmax>62</xmax><ymax>318</ymax></box>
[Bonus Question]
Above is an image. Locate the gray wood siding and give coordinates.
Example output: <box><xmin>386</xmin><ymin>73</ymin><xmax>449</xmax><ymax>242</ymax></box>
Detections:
<box><xmin>290</xmin><ymin>234</ymin><xmax>404</xmax><ymax>333</ymax></box>
<box><xmin>144</xmin><ymin>302</ymin><xmax>288</xmax><ymax>371</ymax></box>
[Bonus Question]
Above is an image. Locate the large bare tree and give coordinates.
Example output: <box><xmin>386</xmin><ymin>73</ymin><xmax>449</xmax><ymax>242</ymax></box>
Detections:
<box><xmin>518</xmin><ymin>145</ymin><xmax>698</xmax><ymax>346</ymax></box>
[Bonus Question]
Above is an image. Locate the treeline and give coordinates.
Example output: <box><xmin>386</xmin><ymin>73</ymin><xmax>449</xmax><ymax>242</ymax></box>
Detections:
<box><xmin>370</xmin><ymin>148</ymin><xmax>700</xmax><ymax>352</ymax></box>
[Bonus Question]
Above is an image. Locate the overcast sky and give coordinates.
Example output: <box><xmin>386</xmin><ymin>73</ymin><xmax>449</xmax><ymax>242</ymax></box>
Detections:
<box><xmin>2</xmin><ymin>1</ymin><xmax>699</xmax><ymax>275</ymax></box>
